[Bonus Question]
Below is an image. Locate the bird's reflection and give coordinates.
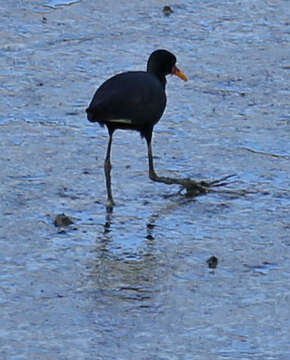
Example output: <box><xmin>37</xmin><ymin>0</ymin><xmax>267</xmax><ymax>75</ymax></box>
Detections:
<box><xmin>89</xmin><ymin>197</ymin><xmax>195</xmax><ymax>312</ymax></box>
<box><xmin>103</xmin><ymin>208</ymin><xmax>113</xmax><ymax>234</ymax></box>
<box><xmin>103</xmin><ymin>204</ymin><xmax>161</xmax><ymax>241</ymax></box>
<box><xmin>102</xmin><ymin>193</ymin><xmax>191</xmax><ymax>243</ymax></box>
<box><xmin>146</xmin><ymin>214</ymin><xmax>159</xmax><ymax>240</ymax></box>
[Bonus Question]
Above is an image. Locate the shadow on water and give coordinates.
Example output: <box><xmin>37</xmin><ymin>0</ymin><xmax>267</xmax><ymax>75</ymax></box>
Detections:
<box><xmin>89</xmin><ymin>185</ymin><xmax>237</xmax><ymax>304</ymax></box>
<box><xmin>100</xmin><ymin>171</ymin><xmax>248</xmax><ymax>243</ymax></box>
<box><xmin>88</xmin><ymin>197</ymin><xmax>199</xmax><ymax>309</ymax></box>
<box><xmin>87</xmin><ymin>211</ymin><xmax>160</xmax><ymax>310</ymax></box>
<box><xmin>101</xmin><ymin>192</ymin><xmax>196</xmax><ymax>240</ymax></box>
<box><xmin>85</xmin><ymin>168</ymin><xmax>279</xmax><ymax>312</ymax></box>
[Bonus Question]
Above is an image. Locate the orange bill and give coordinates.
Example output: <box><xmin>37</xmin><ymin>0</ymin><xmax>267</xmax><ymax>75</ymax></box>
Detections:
<box><xmin>172</xmin><ymin>65</ymin><xmax>188</xmax><ymax>81</ymax></box>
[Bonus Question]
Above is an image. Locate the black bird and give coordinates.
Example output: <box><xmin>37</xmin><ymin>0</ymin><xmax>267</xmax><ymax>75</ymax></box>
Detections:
<box><xmin>86</xmin><ymin>49</ymin><xmax>187</xmax><ymax>208</ymax></box>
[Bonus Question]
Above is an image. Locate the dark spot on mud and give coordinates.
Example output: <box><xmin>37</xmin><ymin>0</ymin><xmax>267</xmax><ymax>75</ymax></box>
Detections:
<box><xmin>163</xmin><ymin>6</ymin><xmax>173</xmax><ymax>16</ymax></box>
<box><xmin>66</xmin><ymin>111</ymin><xmax>79</xmax><ymax>116</ymax></box>
<box><xmin>54</xmin><ymin>213</ymin><xmax>74</xmax><ymax>227</ymax></box>
<box><xmin>207</xmin><ymin>256</ymin><xmax>218</xmax><ymax>269</ymax></box>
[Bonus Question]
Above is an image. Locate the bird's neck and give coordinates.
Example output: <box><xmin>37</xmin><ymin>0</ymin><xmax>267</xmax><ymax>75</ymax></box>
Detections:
<box><xmin>147</xmin><ymin>62</ymin><xmax>167</xmax><ymax>88</ymax></box>
<box><xmin>148</xmin><ymin>70</ymin><xmax>167</xmax><ymax>88</ymax></box>
<box><xmin>157</xmin><ymin>74</ymin><xmax>167</xmax><ymax>89</ymax></box>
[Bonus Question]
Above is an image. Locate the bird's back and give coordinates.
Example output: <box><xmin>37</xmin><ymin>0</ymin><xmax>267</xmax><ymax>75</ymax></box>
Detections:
<box><xmin>86</xmin><ymin>71</ymin><xmax>167</xmax><ymax>128</ymax></box>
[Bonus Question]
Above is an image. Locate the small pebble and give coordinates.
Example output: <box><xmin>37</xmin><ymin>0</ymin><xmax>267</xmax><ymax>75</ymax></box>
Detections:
<box><xmin>54</xmin><ymin>213</ymin><xmax>74</xmax><ymax>227</ymax></box>
<box><xmin>163</xmin><ymin>6</ymin><xmax>173</xmax><ymax>16</ymax></box>
<box><xmin>207</xmin><ymin>256</ymin><xmax>218</xmax><ymax>269</ymax></box>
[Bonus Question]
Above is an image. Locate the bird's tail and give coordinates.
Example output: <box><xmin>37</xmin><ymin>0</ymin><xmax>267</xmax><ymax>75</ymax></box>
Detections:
<box><xmin>86</xmin><ymin>107</ymin><xmax>96</xmax><ymax>122</ymax></box>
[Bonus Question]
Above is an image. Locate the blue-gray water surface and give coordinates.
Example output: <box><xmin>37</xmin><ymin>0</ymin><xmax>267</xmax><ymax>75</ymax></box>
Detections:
<box><xmin>0</xmin><ymin>0</ymin><xmax>290</xmax><ymax>359</ymax></box>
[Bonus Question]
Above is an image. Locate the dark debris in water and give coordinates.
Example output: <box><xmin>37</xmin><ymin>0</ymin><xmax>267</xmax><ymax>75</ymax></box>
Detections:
<box><xmin>163</xmin><ymin>6</ymin><xmax>174</xmax><ymax>16</ymax></box>
<box><xmin>207</xmin><ymin>256</ymin><xmax>218</xmax><ymax>269</ymax></box>
<box><xmin>54</xmin><ymin>213</ymin><xmax>74</xmax><ymax>227</ymax></box>
<box><xmin>65</xmin><ymin>111</ymin><xmax>79</xmax><ymax>116</ymax></box>
<box><xmin>243</xmin><ymin>261</ymin><xmax>278</xmax><ymax>275</ymax></box>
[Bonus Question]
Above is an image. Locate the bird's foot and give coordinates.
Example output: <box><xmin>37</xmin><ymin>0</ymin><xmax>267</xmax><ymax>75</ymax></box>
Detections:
<box><xmin>149</xmin><ymin>170</ymin><xmax>159</xmax><ymax>181</ymax></box>
<box><xmin>183</xmin><ymin>174</ymin><xmax>237</xmax><ymax>197</ymax></box>
<box><xmin>149</xmin><ymin>171</ymin><xmax>237</xmax><ymax>198</ymax></box>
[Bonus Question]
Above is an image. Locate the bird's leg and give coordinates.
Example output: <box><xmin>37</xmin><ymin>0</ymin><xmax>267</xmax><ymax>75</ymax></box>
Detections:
<box><xmin>146</xmin><ymin>139</ymin><xmax>235</xmax><ymax>197</ymax></box>
<box><xmin>147</xmin><ymin>140</ymin><xmax>159</xmax><ymax>181</ymax></box>
<box><xmin>147</xmin><ymin>140</ymin><xmax>180</xmax><ymax>184</ymax></box>
<box><xmin>147</xmin><ymin>139</ymin><xmax>185</xmax><ymax>184</ymax></box>
<box><xmin>104</xmin><ymin>130</ymin><xmax>115</xmax><ymax>210</ymax></box>
<box><xmin>146</xmin><ymin>139</ymin><xmax>207</xmax><ymax>195</ymax></box>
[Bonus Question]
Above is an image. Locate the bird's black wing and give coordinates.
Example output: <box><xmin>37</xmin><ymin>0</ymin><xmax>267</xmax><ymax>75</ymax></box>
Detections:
<box><xmin>86</xmin><ymin>71</ymin><xmax>166</xmax><ymax>127</ymax></box>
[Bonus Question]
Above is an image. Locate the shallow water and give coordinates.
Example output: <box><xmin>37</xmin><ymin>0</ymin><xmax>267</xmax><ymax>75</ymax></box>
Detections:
<box><xmin>1</xmin><ymin>0</ymin><xmax>290</xmax><ymax>359</ymax></box>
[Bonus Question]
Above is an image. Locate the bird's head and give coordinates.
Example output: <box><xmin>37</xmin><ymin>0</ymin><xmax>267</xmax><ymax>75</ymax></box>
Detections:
<box><xmin>147</xmin><ymin>49</ymin><xmax>188</xmax><ymax>81</ymax></box>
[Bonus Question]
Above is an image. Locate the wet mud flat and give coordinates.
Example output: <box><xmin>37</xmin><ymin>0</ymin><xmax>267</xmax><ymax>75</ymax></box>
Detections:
<box><xmin>1</xmin><ymin>0</ymin><xmax>290</xmax><ymax>359</ymax></box>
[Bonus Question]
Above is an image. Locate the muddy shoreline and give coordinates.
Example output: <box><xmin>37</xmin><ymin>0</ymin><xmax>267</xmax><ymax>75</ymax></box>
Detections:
<box><xmin>1</xmin><ymin>0</ymin><xmax>290</xmax><ymax>359</ymax></box>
